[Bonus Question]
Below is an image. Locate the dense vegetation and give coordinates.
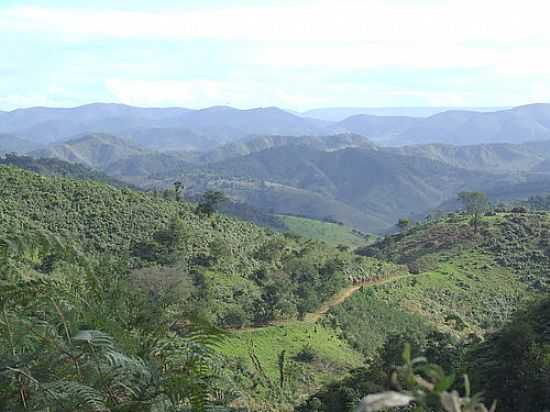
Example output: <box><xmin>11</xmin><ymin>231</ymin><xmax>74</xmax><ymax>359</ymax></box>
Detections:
<box><xmin>470</xmin><ymin>297</ymin><xmax>550</xmax><ymax>411</ymax></box>
<box><xmin>0</xmin><ymin>165</ymin><xmax>401</xmax><ymax>328</ymax></box>
<box><xmin>0</xmin><ymin>238</ymin><xmax>231</xmax><ymax>411</ymax></box>
<box><xmin>525</xmin><ymin>193</ymin><xmax>550</xmax><ymax>210</ymax></box>
<box><xmin>0</xmin><ymin>153</ymin><xmax>130</xmax><ymax>187</ymax></box>
<box><xmin>0</xmin><ymin>165</ymin><xmax>404</xmax><ymax>411</ymax></box>
<box><xmin>3</xmin><ymin>162</ymin><xmax>550</xmax><ymax>411</ymax></box>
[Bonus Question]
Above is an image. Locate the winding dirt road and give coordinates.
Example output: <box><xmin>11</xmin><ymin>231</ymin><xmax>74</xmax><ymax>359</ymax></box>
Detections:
<box><xmin>233</xmin><ymin>274</ymin><xmax>414</xmax><ymax>331</ymax></box>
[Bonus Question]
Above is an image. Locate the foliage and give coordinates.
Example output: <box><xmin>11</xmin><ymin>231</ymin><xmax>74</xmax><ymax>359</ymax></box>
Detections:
<box><xmin>218</xmin><ymin>321</ymin><xmax>363</xmax><ymax>411</ymax></box>
<box><xmin>196</xmin><ymin>190</ymin><xmax>228</xmax><ymax>217</ymax></box>
<box><xmin>356</xmin><ymin>344</ymin><xmax>495</xmax><ymax>412</ymax></box>
<box><xmin>457</xmin><ymin>192</ymin><xmax>489</xmax><ymax>234</ymax></box>
<box><xmin>0</xmin><ymin>234</ymin><xmax>229</xmax><ymax>411</ymax></box>
<box><xmin>297</xmin><ymin>333</ymin><xmax>466</xmax><ymax>412</ymax></box>
<box><xmin>469</xmin><ymin>297</ymin><xmax>550</xmax><ymax>412</ymax></box>
<box><xmin>4</xmin><ymin>164</ymin><xmax>550</xmax><ymax>411</ymax></box>
<box><xmin>0</xmin><ymin>165</ymin><xmax>397</xmax><ymax>328</ymax></box>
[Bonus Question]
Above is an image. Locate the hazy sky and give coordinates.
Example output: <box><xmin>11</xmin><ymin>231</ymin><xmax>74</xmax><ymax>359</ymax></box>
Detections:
<box><xmin>1</xmin><ymin>0</ymin><xmax>549</xmax><ymax>110</ymax></box>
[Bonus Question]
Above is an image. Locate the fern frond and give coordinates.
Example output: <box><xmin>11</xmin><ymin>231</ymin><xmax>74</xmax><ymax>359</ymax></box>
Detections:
<box><xmin>43</xmin><ymin>380</ymin><xmax>108</xmax><ymax>411</ymax></box>
<box><xmin>73</xmin><ymin>330</ymin><xmax>115</xmax><ymax>350</ymax></box>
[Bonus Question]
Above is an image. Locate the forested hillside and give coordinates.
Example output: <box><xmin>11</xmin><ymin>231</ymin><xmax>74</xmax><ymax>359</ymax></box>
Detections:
<box><xmin>3</xmin><ymin>163</ymin><xmax>550</xmax><ymax>410</ymax></box>
<box><xmin>0</xmin><ymin>165</ymin><xmax>408</xmax><ymax>411</ymax></box>
<box><xmin>0</xmin><ymin>153</ymin><xmax>129</xmax><ymax>187</ymax></box>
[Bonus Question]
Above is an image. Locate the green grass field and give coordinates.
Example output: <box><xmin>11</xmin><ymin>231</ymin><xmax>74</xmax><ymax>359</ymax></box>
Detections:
<box><xmin>219</xmin><ymin>321</ymin><xmax>363</xmax><ymax>382</ymax></box>
<box><xmin>356</xmin><ymin>250</ymin><xmax>534</xmax><ymax>337</ymax></box>
<box><xmin>279</xmin><ymin>214</ymin><xmax>376</xmax><ymax>248</ymax></box>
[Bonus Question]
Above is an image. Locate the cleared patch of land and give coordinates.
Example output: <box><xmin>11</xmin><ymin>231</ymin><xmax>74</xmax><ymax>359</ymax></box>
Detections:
<box><xmin>279</xmin><ymin>214</ymin><xmax>376</xmax><ymax>247</ymax></box>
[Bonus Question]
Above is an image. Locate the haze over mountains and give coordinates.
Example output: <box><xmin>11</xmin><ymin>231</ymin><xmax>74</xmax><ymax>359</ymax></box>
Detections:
<box><xmin>0</xmin><ymin>103</ymin><xmax>337</xmax><ymax>149</ymax></box>
<box><xmin>2</xmin><ymin>103</ymin><xmax>550</xmax><ymax>150</ymax></box>
<box><xmin>19</xmin><ymin>133</ymin><xmax>550</xmax><ymax>233</ymax></box>
<box><xmin>301</xmin><ymin>106</ymin><xmax>511</xmax><ymax>121</ymax></box>
<box><xmin>2</xmin><ymin>102</ymin><xmax>550</xmax><ymax>233</ymax></box>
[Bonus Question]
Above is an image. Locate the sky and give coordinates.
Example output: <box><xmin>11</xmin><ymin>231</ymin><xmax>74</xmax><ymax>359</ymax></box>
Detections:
<box><xmin>1</xmin><ymin>0</ymin><xmax>549</xmax><ymax>111</ymax></box>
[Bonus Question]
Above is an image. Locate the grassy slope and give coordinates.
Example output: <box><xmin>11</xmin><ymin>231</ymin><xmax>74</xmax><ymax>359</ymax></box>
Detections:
<box><xmin>220</xmin><ymin>322</ymin><xmax>363</xmax><ymax>381</ymax></box>
<box><xmin>279</xmin><ymin>214</ymin><xmax>375</xmax><ymax>247</ymax></box>
<box><xmin>219</xmin><ymin>321</ymin><xmax>364</xmax><ymax>409</ymax></box>
<box><xmin>362</xmin><ymin>250</ymin><xmax>531</xmax><ymax>336</ymax></box>
<box><xmin>332</xmin><ymin>213</ymin><xmax>548</xmax><ymax>358</ymax></box>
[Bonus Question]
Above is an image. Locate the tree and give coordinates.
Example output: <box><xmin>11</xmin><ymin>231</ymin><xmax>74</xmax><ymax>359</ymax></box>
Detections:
<box><xmin>195</xmin><ymin>190</ymin><xmax>227</xmax><ymax>217</ymax></box>
<box><xmin>397</xmin><ymin>218</ymin><xmax>411</xmax><ymax>233</ymax></box>
<box><xmin>173</xmin><ymin>181</ymin><xmax>183</xmax><ymax>201</ymax></box>
<box><xmin>458</xmin><ymin>191</ymin><xmax>489</xmax><ymax>234</ymax></box>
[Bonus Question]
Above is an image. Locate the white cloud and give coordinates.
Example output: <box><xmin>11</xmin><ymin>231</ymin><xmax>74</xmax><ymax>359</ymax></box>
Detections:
<box><xmin>251</xmin><ymin>44</ymin><xmax>550</xmax><ymax>75</ymax></box>
<box><xmin>2</xmin><ymin>0</ymin><xmax>550</xmax><ymax>108</ymax></box>
<box><xmin>105</xmin><ymin>78</ymin><xmax>318</xmax><ymax>109</ymax></box>
<box><xmin>1</xmin><ymin>1</ymin><xmax>549</xmax><ymax>45</ymax></box>
<box><xmin>105</xmin><ymin>77</ymin><xmax>519</xmax><ymax>110</ymax></box>
<box><xmin>3</xmin><ymin>1</ymin><xmax>550</xmax><ymax>76</ymax></box>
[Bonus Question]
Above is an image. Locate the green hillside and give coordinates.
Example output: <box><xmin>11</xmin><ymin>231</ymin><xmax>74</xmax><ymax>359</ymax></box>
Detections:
<box><xmin>298</xmin><ymin>211</ymin><xmax>549</xmax><ymax>411</ymax></box>
<box><xmin>0</xmin><ymin>153</ymin><xmax>130</xmax><ymax>188</ymax></box>
<box><xmin>279</xmin><ymin>215</ymin><xmax>375</xmax><ymax>248</ymax></box>
<box><xmin>3</xmin><ymin>163</ymin><xmax>550</xmax><ymax>411</ymax></box>
<box><xmin>218</xmin><ymin>322</ymin><xmax>363</xmax><ymax>410</ymax></box>
<box><xmin>1</xmin><ymin>165</ymin><xmax>403</xmax><ymax>327</ymax></box>
<box><xmin>346</xmin><ymin>211</ymin><xmax>550</xmax><ymax>346</ymax></box>
<box><xmin>0</xmin><ymin>165</ymin><xmax>403</xmax><ymax>411</ymax></box>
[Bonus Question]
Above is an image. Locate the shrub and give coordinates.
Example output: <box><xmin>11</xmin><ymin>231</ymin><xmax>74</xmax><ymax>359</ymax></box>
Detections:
<box><xmin>295</xmin><ymin>344</ymin><xmax>318</xmax><ymax>363</ymax></box>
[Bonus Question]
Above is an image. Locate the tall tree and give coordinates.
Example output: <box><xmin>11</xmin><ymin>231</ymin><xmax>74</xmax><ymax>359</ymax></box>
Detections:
<box><xmin>458</xmin><ymin>191</ymin><xmax>489</xmax><ymax>234</ymax></box>
<box><xmin>173</xmin><ymin>181</ymin><xmax>183</xmax><ymax>201</ymax></box>
<box><xmin>195</xmin><ymin>190</ymin><xmax>227</xmax><ymax>217</ymax></box>
<box><xmin>397</xmin><ymin>218</ymin><xmax>411</xmax><ymax>233</ymax></box>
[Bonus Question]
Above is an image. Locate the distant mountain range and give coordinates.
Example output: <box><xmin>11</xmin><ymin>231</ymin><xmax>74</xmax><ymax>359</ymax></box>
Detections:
<box><xmin>301</xmin><ymin>106</ymin><xmax>510</xmax><ymax>121</ymax></box>
<box><xmin>2</xmin><ymin>103</ymin><xmax>550</xmax><ymax>153</ymax></box>
<box><xmin>0</xmin><ymin>103</ymin><xmax>337</xmax><ymax>149</ymax></box>
<box><xmin>3</xmin><ymin>102</ymin><xmax>550</xmax><ymax>233</ymax></box>
<box><xmin>337</xmin><ymin>104</ymin><xmax>550</xmax><ymax>145</ymax></box>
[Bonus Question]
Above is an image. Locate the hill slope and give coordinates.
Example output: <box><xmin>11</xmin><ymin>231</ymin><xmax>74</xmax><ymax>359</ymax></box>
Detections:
<box><xmin>198</xmin><ymin>145</ymin><xmax>513</xmax><ymax>232</ymax></box>
<box><xmin>0</xmin><ymin>133</ymin><xmax>40</xmax><ymax>154</ymax></box>
<box><xmin>1</xmin><ymin>164</ymin><xmax>409</xmax><ymax>410</ymax></box>
<box><xmin>390</xmin><ymin>140</ymin><xmax>550</xmax><ymax>173</ymax></box>
<box><xmin>30</xmin><ymin>133</ymin><xmax>150</xmax><ymax>169</ymax></box>
<box><xmin>326</xmin><ymin>211</ymin><xmax>549</xmax><ymax>362</ymax></box>
<box><xmin>0</xmin><ymin>164</ymin><xmax>397</xmax><ymax>325</ymax></box>
<box><xmin>336</xmin><ymin>104</ymin><xmax>550</xmax><ymax>145</ymax></box>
